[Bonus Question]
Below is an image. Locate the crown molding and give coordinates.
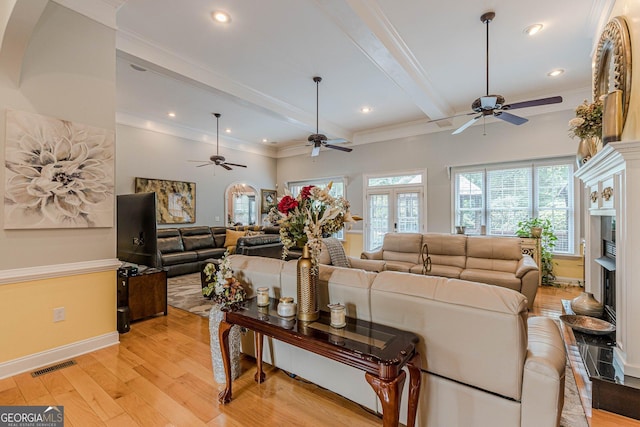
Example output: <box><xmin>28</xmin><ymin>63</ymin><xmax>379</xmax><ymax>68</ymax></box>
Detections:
<box><xmin>52</xmin><ymin>0</ymin><xmax>123</xmax><ymax>29</ymax></box>
<box><xmin>116</xmin><ymin>111</ymin><xmax>278</xmax><ymax>158</ymax></box>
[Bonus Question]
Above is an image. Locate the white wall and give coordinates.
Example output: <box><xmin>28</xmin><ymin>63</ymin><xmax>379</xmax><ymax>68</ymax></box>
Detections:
<box><xmin>0</xmin><ymin>2</ymin><xmax>115</xmax><ymax>269</ymax></box>
<box><xmin>277</xmin><ymin>108</ymin><xmax>582</xmax><ymax>233</ymax></box>
<box><xmin>115</xmin><ymin>124</ymin><xmax>277</xmax><ymax>227</ymax></box>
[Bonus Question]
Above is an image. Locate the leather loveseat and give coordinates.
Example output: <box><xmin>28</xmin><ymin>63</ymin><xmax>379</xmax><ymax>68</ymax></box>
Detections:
<box><xmin>227</xmin><ymin>255</ymin><xmax>566</xmax><ymax>427</ymax></box>
<box><xmin>362</xmin><ymin>232</ymin><xmax>540</xmax><ymax>308</ymax></box>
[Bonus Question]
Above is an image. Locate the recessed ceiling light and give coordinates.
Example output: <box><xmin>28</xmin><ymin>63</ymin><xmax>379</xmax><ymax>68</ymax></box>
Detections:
<box><xmin>225</xmin><ymin>128</ymin><xmax>231</xmax><ymax>133</ymax></box>
<box><xmin>262</xmin><ymin>138</ymin><xmax>268</xmax><ymax>143</ymax></box>
<box><xmin>547</xmin><ymin>69</ymin><xmax>564</xmax><ymax>77</ymax></box>
<box><xmin>168</xmin><ymin>112</ymin><xmax>176</xmax><ymax>118</ymax></box>
<box><xmin>212</xmin><ymin>10</ymin><xmax>231</xmax><ymax>24</ymax></box>
<box><xmin>130</xmin><ymin>64</ymin><xmax>147</xmax><ymax>72</ymax></box>
<box><xmin>524</xmin><ymin>24</ymin><xmax>543</xmax><ymax>36</ymax></box>
<box><xmin>361</xmin><ymin>107</ymin><xmax>372</xmax><ymax>113</ymax></box>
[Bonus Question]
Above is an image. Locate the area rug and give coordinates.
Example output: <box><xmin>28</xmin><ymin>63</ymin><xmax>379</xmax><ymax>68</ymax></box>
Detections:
<box><xmin>167</xmin><ymin>273</ymin><xmax>589</xmax><ymax>427</ymax></box>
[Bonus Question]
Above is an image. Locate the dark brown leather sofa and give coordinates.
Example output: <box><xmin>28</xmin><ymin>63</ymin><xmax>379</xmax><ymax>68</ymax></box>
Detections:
<box><xmin>157</xmin><ymin>225</ymin><xmax>282</xmax><ymax>277</ymax></box>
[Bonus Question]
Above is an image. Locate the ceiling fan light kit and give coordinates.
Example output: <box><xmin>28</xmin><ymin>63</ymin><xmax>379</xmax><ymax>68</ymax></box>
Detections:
<box><xmin>307</xmin><ymin>76</ymin><xmax>352</xmax><ymax>157</ymax></box>
<box><xmin>434</xmin><ymin>11</ymin><xmax>563</xmax><ymax>135</ymax></box>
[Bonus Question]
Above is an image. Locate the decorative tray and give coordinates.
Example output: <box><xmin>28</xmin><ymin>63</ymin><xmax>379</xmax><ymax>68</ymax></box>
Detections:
<box><xmin>559</xmin><ymin>314</ymin><xmax>616</xmax><ymax>335</ymax></box>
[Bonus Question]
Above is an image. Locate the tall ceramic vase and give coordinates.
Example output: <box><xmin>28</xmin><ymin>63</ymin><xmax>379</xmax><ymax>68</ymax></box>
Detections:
<box><xmin>209</xmin><ymin>304</ymin><xmax>241</xmax><ymax>384</ymax></box>
<box><xmin>297</xmin><ymin>244</ymin><xmax>319</xmax><ymax>321</ymax></box>
<box><xmin>571</xmin><ymin>292</ymin><xmax>604</xmax><ymax>318</ymax></box>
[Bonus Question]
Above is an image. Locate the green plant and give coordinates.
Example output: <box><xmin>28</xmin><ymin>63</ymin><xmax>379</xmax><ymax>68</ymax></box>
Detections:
<box><xmin>516</xmin><ymin>218</ymin><xmax>558</xmax><ymax>285</ymax></box>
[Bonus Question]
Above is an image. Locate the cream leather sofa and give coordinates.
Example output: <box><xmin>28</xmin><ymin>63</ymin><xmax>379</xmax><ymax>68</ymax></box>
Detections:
<box><xmin>362</xmin><ymin>233</ymin><xmax>540</xmax><ymax>309</ymax></box>
<box><xmin>228</xmin><ymin>255</ymin><xmax>566</xmax><ymax>427</ymax></box>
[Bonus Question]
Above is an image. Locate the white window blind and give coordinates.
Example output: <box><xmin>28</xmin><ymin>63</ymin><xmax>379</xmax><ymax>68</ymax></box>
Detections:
<box><xmin>453</xmin><ymin>158</ymin><xmax>575</xmax><ymax>254</ymax></box>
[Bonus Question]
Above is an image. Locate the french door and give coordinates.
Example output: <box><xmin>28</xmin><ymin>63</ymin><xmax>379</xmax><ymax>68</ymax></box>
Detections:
<box><xmin>366</xmin><ymin>188</ymin><xmax>423</xmax><ymax>251</ymax></box>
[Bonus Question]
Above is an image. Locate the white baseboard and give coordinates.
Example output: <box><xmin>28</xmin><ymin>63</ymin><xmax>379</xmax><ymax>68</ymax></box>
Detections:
<box><xmin>0</xmin><ymin>332</ymin><xmax>119</xmax><ymax>379</ymax></box>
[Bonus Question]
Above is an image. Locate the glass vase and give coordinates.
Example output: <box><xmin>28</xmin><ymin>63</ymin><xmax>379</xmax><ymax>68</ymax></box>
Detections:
<box><xmin>209</xmin><ymin>304</ymin><xmax>241</xmax><ymax>384</ymax></box>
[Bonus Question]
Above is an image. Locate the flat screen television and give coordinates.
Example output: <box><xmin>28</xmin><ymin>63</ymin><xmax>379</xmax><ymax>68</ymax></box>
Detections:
<box><xmin>117</xmin><ymin>192</ymin><xmax>158</xmax><ymax>268</ymax></box>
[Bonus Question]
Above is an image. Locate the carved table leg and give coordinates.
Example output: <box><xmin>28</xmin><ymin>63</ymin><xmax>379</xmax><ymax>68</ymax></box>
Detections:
<box><xmin>365</xmin><ymin>370</ymin><xmax>406</xmax><ymax>427</ymax></box>
<box><xmin>217</xmin><ymin>319</ymin><xmax>233</xmax><ymax>404</ymax></box>
<box><xmin>254</xmin><ymin>331</ymin><xmax>265</xmax><ymax>383</ymax></box>
<box><xmin>405</xmin><ymin>353</ymin><xmax>422</xmax><ymax>427</ymax></box>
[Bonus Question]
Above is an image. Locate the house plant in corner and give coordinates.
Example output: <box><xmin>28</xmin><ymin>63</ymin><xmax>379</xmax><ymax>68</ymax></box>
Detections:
<box><xmin>516</xmin><ymin>218</ymin><xmax>558</xmax><ymax>285</ymax></box>
<box><xmin>202</xmin><ymin>251</ymin><xmax>246</xmax><ymax>384</ymax></box>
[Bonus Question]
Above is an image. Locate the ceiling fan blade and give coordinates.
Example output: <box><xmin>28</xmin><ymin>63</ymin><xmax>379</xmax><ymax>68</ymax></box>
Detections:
<box><xmin>324</xmin><ymin>144</ymin><xmax>353</xmax><ymax>152</ymax></box>
<box><xmin>196</xmin><ymin>163</ymin><xmax>214</xmax><ymax>167</ymax></box>
<box><xmin>225</xmin><ymin>162</ymin><xmax>247</xmax><ymax>168</ymax></box>
<box><xmin>505</xmin><ymin>96</ymin><xmax>563</xmax><ymax>110</ymax></box>
<box><xmin>494</xmin><ymin>111</ymin><xmax>528</xmax><ymax>125</ymax></box>
<box><xmin>480</xmin><ymin>96</ymin><xmax>498</xmax><ymax>109</ymax></box>
<box><xmin>452</xmin><ymin>115</ymin><xmax>481</xmax><ymax>135</ymax></box>
<box><xmin>426</xmin><ymin>111</ymin><xmax>476</xmax><ymax>124</ymax></box>
<box><xmin>311</xmin><ymin>145</ymin><xmax>321</xmax><ymax>157</ymax></box>
<box><xmin>220</xmin><ymin>163</ymin><xmax>232</xmax><ymax>171</ymax></box>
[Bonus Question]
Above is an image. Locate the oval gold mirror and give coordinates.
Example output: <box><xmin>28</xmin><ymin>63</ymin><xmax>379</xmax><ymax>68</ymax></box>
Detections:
<box><xmin>593</xmin><ymin>16</ymin><xmax>632</xmax><ymax>127</ymax></box>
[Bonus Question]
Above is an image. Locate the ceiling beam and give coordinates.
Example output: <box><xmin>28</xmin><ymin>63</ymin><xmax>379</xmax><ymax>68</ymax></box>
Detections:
<box><xmin>314</xmin><ymin>0</ymin><xmax>453</xmax><ymax>121</ymax></box>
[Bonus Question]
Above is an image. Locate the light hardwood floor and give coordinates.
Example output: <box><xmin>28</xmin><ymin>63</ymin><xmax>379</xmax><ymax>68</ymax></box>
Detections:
<box><xmin>0</xmin><ymin>285</ymin><xmax>638</xmax><ymax>426</ymax></box>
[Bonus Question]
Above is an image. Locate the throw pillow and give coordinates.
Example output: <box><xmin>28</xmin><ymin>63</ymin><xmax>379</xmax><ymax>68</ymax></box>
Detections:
<box><xmin>245</xmin><ymin>230</ymin><xmax>265</xmax><ymax>237</ymax></box>
<box><xmin>224</xmin><ymin>229</ymin><xmax>246</xmax><ymax>248</ymax></box>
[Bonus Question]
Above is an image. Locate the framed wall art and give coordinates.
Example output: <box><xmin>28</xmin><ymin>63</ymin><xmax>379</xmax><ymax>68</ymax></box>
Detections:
<box><xmin>4</xmin><ymin>110</ymin><xmax>115</xmax><ymax>229</ymax></box>
<box><xmin>135</xmin><ymin>177</ymin><xmax>196</xmax><ymax>224</ymax></box>
<box><xmin>261</xmin><ymin>189</ymin><xmax>277</xmax><ymax>213</ymax></box>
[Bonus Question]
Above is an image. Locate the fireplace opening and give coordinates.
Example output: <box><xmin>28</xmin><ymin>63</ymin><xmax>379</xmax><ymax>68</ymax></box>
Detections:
<box><xmin>596</xmin><ymin>215</ymin><xmax>616</xmax><ymax>325</ymax></box>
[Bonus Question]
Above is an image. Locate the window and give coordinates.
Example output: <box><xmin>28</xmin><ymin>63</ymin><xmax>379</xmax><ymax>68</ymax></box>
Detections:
<box><xmin>453</xmin><ymin>159</ymin><xmax>576</xmax><ymax>254</ymax></box>
<box><xmin>287</xmin><ymin>177</ymin><xmax>346</xmax><ymax>239</ymax></box>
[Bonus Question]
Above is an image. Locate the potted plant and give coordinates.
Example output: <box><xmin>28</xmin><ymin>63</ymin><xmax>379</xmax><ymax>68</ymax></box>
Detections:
<box><xmin>516</xmin><ymin>218</ymin><xmax>558</xmax><ymax>285</ymax></box>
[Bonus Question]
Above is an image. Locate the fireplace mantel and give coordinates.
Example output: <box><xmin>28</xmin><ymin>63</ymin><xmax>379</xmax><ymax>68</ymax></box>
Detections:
<box><xmin>575</xmin><ymin>140</ymin><xmax>640</xmax><ymax>379</ymax></box>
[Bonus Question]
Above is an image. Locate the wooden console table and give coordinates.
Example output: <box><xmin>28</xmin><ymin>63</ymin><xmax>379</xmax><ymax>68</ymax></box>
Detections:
<box><xmin>218</xmin><ymin>297</ymin><xmax>421</xmax><ymax>427</ymax></box>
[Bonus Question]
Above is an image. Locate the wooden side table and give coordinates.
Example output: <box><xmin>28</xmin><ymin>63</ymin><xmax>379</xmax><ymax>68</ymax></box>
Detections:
<box><xmin>120</xmin><ymin>269</ymin><xmax>168</xmax><ymax>321</ymax></box>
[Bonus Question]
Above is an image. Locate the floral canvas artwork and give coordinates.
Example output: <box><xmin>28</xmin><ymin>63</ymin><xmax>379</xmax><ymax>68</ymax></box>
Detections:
<box><xmin>4</xmin><ymin>110</ymin><xmax>115</xmax><ymax>229</ymax></box>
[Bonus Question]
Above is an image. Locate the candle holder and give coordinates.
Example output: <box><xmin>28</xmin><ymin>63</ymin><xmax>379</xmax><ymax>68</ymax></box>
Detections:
<box><xmin>256</xmin><ymin>287</ymin><xmax>270</xmax><ymax>307</ymax></box>
<box><xmin>328</xmin><ymin>303</ymin><xmax>346</xmax><ymax>328</ymax></box>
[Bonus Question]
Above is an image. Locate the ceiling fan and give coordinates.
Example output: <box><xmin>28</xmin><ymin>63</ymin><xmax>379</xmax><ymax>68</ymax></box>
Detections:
<box><xmin>432</xmin><ymin>11</ymin><xmax>563</xmax><ymax>135</ymax></box>
<box><xmin>189</xmin><ymin>113</ymin><xmax>247</xmax><ymax>170</ymax></box>
<box><xmin>307</xmin><ymin>76</ymin><xmax>352</xmax><ymax>157</ymax></box>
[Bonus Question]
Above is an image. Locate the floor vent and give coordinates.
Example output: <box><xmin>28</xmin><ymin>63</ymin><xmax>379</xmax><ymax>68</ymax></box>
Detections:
<box><xmin>31</xmin><ymin>360</ymin><xmax>76</xmax><ymax>377</ymax></box>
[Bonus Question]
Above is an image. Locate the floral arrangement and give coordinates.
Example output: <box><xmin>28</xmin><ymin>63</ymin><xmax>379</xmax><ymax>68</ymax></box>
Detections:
<box><xmin>267</xmin><ymin>183</ymin><xmax>354</xmax><ymax>263</ymax></box>
<box><xmin>568</xmin><ymin>99</ymin><xmax>603</xmax><ymax>140</ymax></box>
<box><xmin>202</xmin><ymin>252</ymin><xmax>246</xmax><ymax>308</ymax></box>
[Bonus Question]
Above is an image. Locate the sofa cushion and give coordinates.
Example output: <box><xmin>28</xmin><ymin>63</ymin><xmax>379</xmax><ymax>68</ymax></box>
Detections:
<box><xmin>161</xmin><ymin>251</ymin><xmax>198</xmax><ymax>266</ymax></box>
<box><xmin>195</xmin><ymin>247</ymin><xmax>226</xmax><ymax>260</ymax></box>
<box><xmin>410</xmin><ymin>263</ymin><xmax>463</xmax><ymax>278</ymax></box>
<box><xmin>180</xmin><ymin>226</ymin><xmax>215</xmax><ymax>251</ymax></box>
<box><xmin>460</xmin><ymin>269</ymin><xmax>522</xmax><ymax>291</ymax></box>
<box><xmin>381</xmin><ymin>233</ymin><xmax>423</xmax><ymax>265</ymax></box>
<box><xmin>384</xmin><ymin>260</ymin><xmax>417</xmax><ymax>272</ymax></box>
<box><xmin>423</xmin><ymin>233</ymin><xmax>467</xmax><ymax>269</ymax></box>
<box><xmin>224</xmin><ymin>229</ymin><xmax>246</xmax><ymax>248</ymax></box>
<box><xmin>158</xmin><ymin>235</ymin><xmax>184</xmax><ymax>254</ymax></box>
<box><xmin>465</xmin><ymin>236</ymin><xmax>522</xmax><ymax>273</ymax></box>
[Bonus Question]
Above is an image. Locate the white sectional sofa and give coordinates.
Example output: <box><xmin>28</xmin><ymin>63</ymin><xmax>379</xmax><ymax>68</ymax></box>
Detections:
<box><xmin>228</xmin><ymin>255</ymin><xmax>566</xmax><ymax>427</ymax></box>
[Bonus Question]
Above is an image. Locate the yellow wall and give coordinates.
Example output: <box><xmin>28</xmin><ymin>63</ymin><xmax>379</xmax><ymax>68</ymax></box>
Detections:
<box><xmin>553</xmin><ymin>257</ymin><xmax>584</xmax><ymax>282</ymax></box>
<box><xmin>0</xmin><ymin>271</ymin><xmax>116</xmax><ymax>362</ymax></box>
<box><xmin>344</xmin><ymin>232</ymin><xmax>364</xmax><ymax>258</ymax></box>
